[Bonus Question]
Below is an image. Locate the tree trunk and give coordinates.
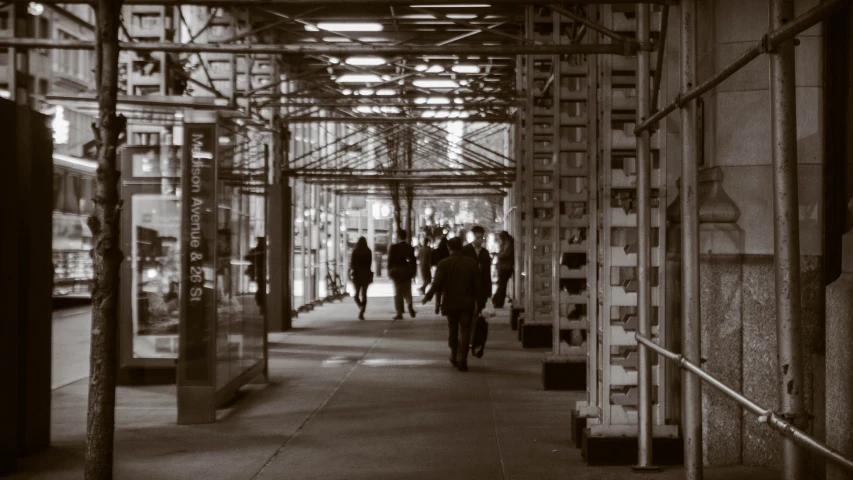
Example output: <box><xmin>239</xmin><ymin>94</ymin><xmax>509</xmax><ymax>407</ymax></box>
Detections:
<box><xmin>86</xmin><ymin>1</ymin><xmax>125</xmax><ymax>479</ymax></box>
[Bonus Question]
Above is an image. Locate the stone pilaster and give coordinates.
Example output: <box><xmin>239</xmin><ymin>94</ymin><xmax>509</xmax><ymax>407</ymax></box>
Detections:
<box><xmin>825</xmin><ymin>199</ymin><xmax>853</xmax><ymax>480</ymax></box>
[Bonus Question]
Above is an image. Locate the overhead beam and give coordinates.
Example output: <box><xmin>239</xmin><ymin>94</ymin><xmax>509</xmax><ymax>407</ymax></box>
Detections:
<box><xmin>282</xmin><ymin>116</ymin><xmax>512</xmax><ymax>123</ymax></box>
<box><xmin>33</xmin><ymin>0</ymin><xmax>675</xmax><ymax>5</ymax></box>
<box><xmin>0</xmin><ymin>38</ymin><xmax>633</xmax><ymax>56</ymax></box>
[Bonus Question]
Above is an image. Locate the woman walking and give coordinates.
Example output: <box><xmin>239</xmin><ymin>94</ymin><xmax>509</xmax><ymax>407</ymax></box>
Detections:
<box><xmin>349</xmin><ymin>236</ymin><xmax>373</xmax><ymax>320</ymax></box>
<box><xmin>430</xmin><ymin>236</ymin><xmax>449</xmax><ymax>315</ymax></box>
<box><xmin>492</xmin><ymin>231</ymin><xmax>514</xmax><ymax>308</ymax></box>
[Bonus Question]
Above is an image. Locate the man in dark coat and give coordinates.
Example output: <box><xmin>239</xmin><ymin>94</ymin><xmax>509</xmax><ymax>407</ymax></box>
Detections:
<box><xmin>387</xmin><ymin>229</ymin><xmax>417</xmax><ymax>320</ymax></box>
<box><xmin>423</xmin><ymin>237</ymin><xmax>481</xmax><ymax>372</ymax></box>
<box><xmin>462</xmin><ymin>225</ymin><xmax>493</xmax><ymax>313</ymax></box>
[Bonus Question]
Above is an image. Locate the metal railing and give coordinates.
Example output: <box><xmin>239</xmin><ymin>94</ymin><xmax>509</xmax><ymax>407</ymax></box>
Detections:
<box><xmin>635</xmin><ymin>333</ymin><xmax>853</xmax><ymax>473</ymax></box>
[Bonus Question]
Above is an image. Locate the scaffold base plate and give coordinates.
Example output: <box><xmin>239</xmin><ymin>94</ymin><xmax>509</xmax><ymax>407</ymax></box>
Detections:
<box><xmin>521</xmin><ymin>322</ymin><xmax>552</xmax><ymax>348</ymax></box>
<box><xmin>510</xmin><ymin>307</ymin><xmax>524</xmax><ymax>331</ymax></box>
<box><xmin>542</xmin><ymin>356</ymin><xmax>586</xmax><ymax>391</ymax></box>
<box><xmin>570</xmin><ymin>409</ymin><xmax>587</xmax><ymax>448</ymax></box>
<box><xmin>581</xmin><ymin>430</ymin><xmax>684</xmax><ymax>466</ymax></box>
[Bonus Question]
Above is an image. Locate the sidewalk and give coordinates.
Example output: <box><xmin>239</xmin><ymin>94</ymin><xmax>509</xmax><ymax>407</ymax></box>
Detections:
<box><xmin>12</xmin><ymin>297</ymin><xmax>781</xmax><ymax>479</ymax></box>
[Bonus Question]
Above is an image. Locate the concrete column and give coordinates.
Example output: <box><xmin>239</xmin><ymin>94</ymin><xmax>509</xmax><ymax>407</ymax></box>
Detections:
<box><xmin>826</xmin><ymin>199</ymin><xmax>853</xmax><ymax>480</ymax></box>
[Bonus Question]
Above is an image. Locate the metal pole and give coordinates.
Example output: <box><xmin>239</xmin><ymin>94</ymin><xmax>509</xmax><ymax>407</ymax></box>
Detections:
<box><xmin>769</xmin><ymin>0</ymin><xmax>807</xmax><ymax>478</ymax></box>
<box><xmin>680</xmin><ymin>0</ymin><xmax>702</xmax><ymax>478</ymax></box>
<box><xmin>635</xmin><ymin>333</ymin><xmax>853</xmax><ymax>474</ymax></box>
<box><xmin>634</xmin><ymin>2</ymin><xmax>655</xmax><ymax>471</ymax></box>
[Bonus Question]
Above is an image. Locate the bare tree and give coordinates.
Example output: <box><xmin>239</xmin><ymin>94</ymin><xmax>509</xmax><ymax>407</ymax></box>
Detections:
<box><xmin>86</xmin><ymin>1</ymin><xmax>125</xmax><ymax>478</ymax></box>
<box><xmin>404</xmin><ymin>127</ymin><xmax>415</xmax><ymax>235</ymax></box>
<box><xmin>382</xmin><ymin>126</ymin><xmax>404</xmax><ymax>234</ymax></box>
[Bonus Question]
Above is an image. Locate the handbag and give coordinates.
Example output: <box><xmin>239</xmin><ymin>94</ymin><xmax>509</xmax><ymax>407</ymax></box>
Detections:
<box><xmin>482</xmin><ymin>303</ymin><xmax>496</xmax><ymax>319</ymax></box>
<box><xmin>471</xmin><ymin>316</ymin><xmax>489</xmax><ymax>358</ymax></box>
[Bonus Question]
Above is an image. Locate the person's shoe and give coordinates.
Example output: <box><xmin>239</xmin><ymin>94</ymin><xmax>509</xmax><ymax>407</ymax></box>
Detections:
<box><xmin>457</xmin><ymin>363</ymin><xmax>468</xmax><ymax>372</ymax></box>
<box><xmin>409</xmin><ymin>307</ymin><xmax>416</xmax><ymax>318</ymax></box>
<box><xmin>434</xmin><ymin>305</ymin><xmax>440</xmax><ymax>315</ymax></box>
<box><xmin>393</xmin><ymin>314</ymin><xmax>404</xmax><ymax>320</ymax></box>
<box><xmin>449</xmin><ymin>356</ymin><xmax>458</xmax><ymax>367</ymax></box>
<box><xmin>358</xmin><ymin>312</ymin><xmax>365</xmax><ymax>321</ymax></box>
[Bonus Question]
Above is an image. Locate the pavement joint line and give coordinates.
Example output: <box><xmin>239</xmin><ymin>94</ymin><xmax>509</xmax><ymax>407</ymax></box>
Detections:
<box><xmin>483</xmin><ymin>350</ymin><xmax>509</xmax><ymax>480</ymax></box>
<box><xmin>51</xmin><ymin>375</ymin><xmax>89</xmax><ymax>391</ymax></box>
<box><xmin>250</xmin><ymin>321</ymin><xmax>395</xmax><ymax>480</ymax></box>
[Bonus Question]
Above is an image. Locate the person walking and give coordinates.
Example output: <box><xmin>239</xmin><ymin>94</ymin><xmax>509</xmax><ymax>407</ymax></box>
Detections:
<box><xmin>349</xmin><ymin>236</ymin><xmax>373</xmax><ymax>320</ymax></box>
<box><xmin>430</xmin><ymin>236</ymin><xmax>449</xmax><ymax>314</ymax></box>
<box><xmin>418</xmin><ymin>236</ymin><xmax>433</xmax><ymax>295</ymax></box>
<box><xmin>462</xmin><ymin>226</ymin><xmax>493</xmax><ymax>314</ymax></box>
<box><xmin>245</xmin><ymin>237</ymin><xmax>266</xmax><ymax>315</ymax></box>
<box><xmin>492</xmin><ymin>231</ymin><xmax>514</xmax><ymax>308</ymax></box>
<box><xmin>387</xmin><ymin>229</ymin><xmax>417</xmax><ymax>320</ymax></box>
<box><xmin>423</xmin><ymin>237</ymin><xmax>481</xmax><ymax>372</ymax></box>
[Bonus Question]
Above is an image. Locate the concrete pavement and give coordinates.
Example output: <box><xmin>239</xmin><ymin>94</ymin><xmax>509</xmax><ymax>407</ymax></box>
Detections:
<box><xmin>8</xmin><ymin>295</ymin><xmax>782</xmax><ymax>479</ymax></box>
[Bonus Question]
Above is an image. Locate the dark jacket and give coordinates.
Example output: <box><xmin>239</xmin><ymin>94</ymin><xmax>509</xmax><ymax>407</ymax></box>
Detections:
<box><xmin>497</xmin><ymin>239</ymin><xmax>514</xmax><ymax>272</ymax></box>
<box><xmin>424</xmin><ymin>251</ymin><xmax>480</xmax><ymax>314</ymax></box>
<box><xmin>418</xmin><ymin>245</ymin><xmax>432</xmax><ymax>274</ymax></box>
<box><xmin>431</xmin><ymin>243</ymin><xmax>449</xmax><ymax>267</ymax></box>
<box><xmin>462</xmin><ymin>243</ymin><xmax>492</xmax><ymax>307</ymax></box>
<box><xmin>387</xmin><ymin>241</ymin><xmax>416</xmax><ymax>281</ymax></box>
<box><xmin>350</xmin><ymin>247</ymin><xmax>373</xmax><ymax>286</ymax></box>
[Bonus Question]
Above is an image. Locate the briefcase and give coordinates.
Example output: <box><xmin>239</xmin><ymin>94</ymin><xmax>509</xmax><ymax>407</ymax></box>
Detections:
<box><xmin>471</xmin><ymin>316</ymin><xmax>489</xmax><ymax>358</ymax></box>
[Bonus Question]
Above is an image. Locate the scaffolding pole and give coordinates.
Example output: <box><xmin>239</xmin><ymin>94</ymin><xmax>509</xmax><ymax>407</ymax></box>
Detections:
<box><xmin>634</xmin><ymin>2</ymin><xmax>654</xmax><ymax>471</ymax></box>
<box><xmin>769</xmin><ymin>0</ymin><xmax>807</xmax><ymax>478</ymax></box>
<box><xmin>680</xmin><ymin>0</ymin><xmax>702</xmax><ymax>478</ymax></box>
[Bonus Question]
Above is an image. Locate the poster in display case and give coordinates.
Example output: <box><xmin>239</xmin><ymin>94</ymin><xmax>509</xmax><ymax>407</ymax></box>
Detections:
<box><xmin>130</xmin><ymin>194</ymin><xmax>181</xmax><ymax>358</ymax></box>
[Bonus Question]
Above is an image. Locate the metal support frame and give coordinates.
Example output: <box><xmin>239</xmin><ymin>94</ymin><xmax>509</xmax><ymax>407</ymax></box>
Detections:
<box><xmin>0</xmin><ymin>38</ymin><xmax>632</xmax><ymax>56</ymax></box>
<box><xmin>39</xmin><ymin>0</ymin><xmax>678</xmax><ymax>6</ymax></box>
<box><xmin>635</xmin><ymin>0</ymin><xmax>853</xmax><ymax>135</ymax></box>
<box><xmin>634</xmin><ymin>2</ymin><xmax>654</xmax><ymax>470</ymax></box>
<box><xmin>769</xmin><ymin>0</ymin><xmax>807</xmax><ymax>478</ymax></box>
<box><xmin>636</xmin><ymin>333</ymin><xmax>853</xmax><ymax>474</ymax></box>
<box><xmin>679</xmin><ymin>0</ymin><xmax>702</xmax><ymax>478</ymax></box>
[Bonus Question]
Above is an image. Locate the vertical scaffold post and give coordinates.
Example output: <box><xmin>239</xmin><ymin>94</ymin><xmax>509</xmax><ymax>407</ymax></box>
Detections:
<box><xmin>680</xmin><ymin>0</ymin><xmax>703</xmax><ymax>478</ymax></box>
<box><xmin>769</xmin><ymin>0</ymin><xmax>807</xmax><ymax>478</ymax></box>
<box><xmin>634</xmin><ymin>2</ymin><xmax>654</xmax><ymax>471</ymax></box>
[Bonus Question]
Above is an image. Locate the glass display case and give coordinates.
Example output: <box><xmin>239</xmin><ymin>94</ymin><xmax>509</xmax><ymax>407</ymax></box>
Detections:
<box><xmin>120</xmin><ymin>143</ymin><xmax>183</xmax><ymax>368</ymax></box>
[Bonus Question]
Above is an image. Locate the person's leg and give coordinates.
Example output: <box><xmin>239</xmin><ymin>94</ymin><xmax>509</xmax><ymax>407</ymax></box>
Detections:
<box><xmin>493</xmin><ymin>270</ymin><xmax>510</xmax><ymax>307</ymax></box>
<box><xmin>404</xmin><ymin>280</ymin><xmax>415</xmax><ymax>317</ymax></box>
<box><xmin>435</xmin><ymin>290</ymin><xmax>443</xmax><ymax>315</ymax></box>
<box><xmin>361</xmin><ymin>284</ymin><xmax>368</xmax><ymax>312</ymax></box>
<box><xmin>457</xmin><ymin>310</ymin><xmax>474</xmax><ymax>370</ymax></box>
<box><xmin>446</xmin><ymin>311</ymin><xmax>460</xmax><ymax>365</ymax></box>
<box><xmin>393</xmin><ymin>280</ymin><xmax>404</xmax><ymax>318</ymax></box>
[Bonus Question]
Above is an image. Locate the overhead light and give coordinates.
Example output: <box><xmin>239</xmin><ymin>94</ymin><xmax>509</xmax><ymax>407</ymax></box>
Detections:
<box><xmin>323</xmin><ymin>37</ymin><xmax>351</xmax><ymax>43</ymax></box>
<box><xmin>346</xmin><ymin>56</ymin><xmax>386</xmax><ymax>66</ymax></box>
<box><xmin>27</xmin><ymin>2</ymin><xmax>44</xmax><ymax>16</ymax></box>
<box><xmin>308</xmin><ymin>22</ymin><xmax>384</xmax><ymax>32</ymax></box>
<box><xmin>376</xmin><ymin>89</ymin><xmax>396</xmax><ymax>96</ymax></box>
<box><xmin>415</xmin><ymin>64</ymin><xmax>429</xmax><ymax>72</ymax></box>
<box><xmin>411</xmin><ymin>4</ymin><xmax>491</xmax><ymax>7</ymax></box>
<box><xmin>459</xmin><ymin>79</ymin><xmax>470</xmax><ymax>86</ymax></box>
<box><xmin>451</xmin><ymin>65</ymin><xmax>480</xmax><ymax>74</ymax></box>
<box><xmin>358</xmin><ymin>37</ymin><xmax>387</xmax><ymax>43</ymax></box>
<box><xmin>355</xmin><ymin>106</ymin><xmax>373</xmax><ymax>113</ymax></box>
<box><xmin>336</xmin><ymin>74</ymin><xmax>383</xmax><ymax>83</ymax></box>
<box><xmin>453</xmin><ymin>98</ymin><xmax>464</xmax><ymax>104</ymax></box>
<box><xmin>359</xmin><ymin>88</ymin><xmax>375</xmax><ymax>95</ymax></box>
<box><xmin>381</xmin><ymin>74</ymin><xmax>392</xmax><ymax>81</ymax></box>
<box><xmin>413</xmin><ymin>79</ymin><xmax>459</xmax><ymax>89</ymax></box>
<box><xmin>328</xmin><ymin>56</ymin><xmax>341</xmax><ymax>64</ymax></box>
<box><xmin>342</xmin><ymin>89</ymin><xmax>353</xmax><ymax>95</ymax></box>
<box><xmin>426</xmin><ymin>65</ymin><xmax>444</xmax><ymax>73</ymax></box>
<box><xmin>447</xmin><ymin>14</ymin><xmax>477</xmax><ymax>19</ymax></box>
<box><xmin>422</xmin><ymin>110</ymin><xmax>437</xmax><ymax>118</ymax></box>
<box><xmin>426</xmin><ymin>96</ymin><xmax>450</xmax><ymax>104</ymax></box>
<box><xmin>414</xmin><ymin>97</ymin><xmax>428</xmax><ymax>105</ymax></box>
<box><xmin>435</xmin><ymin>110</ymin><xmax>450</xmax><ymax>118</ymax></box>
